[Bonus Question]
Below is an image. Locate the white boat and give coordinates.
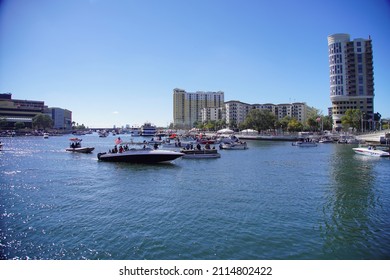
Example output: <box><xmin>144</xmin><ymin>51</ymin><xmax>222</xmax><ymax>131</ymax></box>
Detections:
<box><xmin>218</xmin><ymin>135</ymin><xmax>248</xmax><ymax>150</ymax></box>
<box><xmin>352</xmin><ymin>146</ymin><xmax>390</xmax><ymax>157</ymax></box>
<box><xmin>97</xmin><ymin>143</ymin><xmax>183</xmax><ymax>163</ymax></box>
<box><xmin>180</xmin><ymin>148</ymin><xmax>221</xmax><ymax>159</ymax></box>
<box><xmin>148</xmin><ymin>136</ymin><xmax>164</xmax><ymax>146</ymax></box>
<box><xmin>43</xmin><ymin>133</ymin><xmax>49</xmax><ymax>139</ymax></box>
<box><xmin>292</xmin><ymin>141</ymin><xmax>317</xmax><ymax>147</ymax></box>
<box><xmin>338</xmin><ymin>135</ymin><xmax>360</xmax><ymax>144</ymax></box>
<box><xmin>129</xmin><ymin>126</ymin><xmax>140</xmax><ymax>137</ymax></box>
<box><xmin>141</xmin><ymin>122</ymin><xmax>157</xmax><ymax>136</ymax></box>
<box><xmin>219</xmin><ymin>141</ymin><xmax>248</xmax><ymax>150</ymax></box>
<box><xmin>66</xmin><ymin>138</ymin><xmax>95</xmax><ymax>153</ymax></box>
<box><xmin>98</xmin><ymin>130</ymin><xmax>108</xmax><ymax>137</ymax></box>
<box><xmin>319</xmin><ymin>137</ymin><xmax>334</xmax><ymax>143</ymax></box>
<box><xmin>160</xmin><ymin>138</ymin><xmax>183</xmax><ymax>149</ymax></box>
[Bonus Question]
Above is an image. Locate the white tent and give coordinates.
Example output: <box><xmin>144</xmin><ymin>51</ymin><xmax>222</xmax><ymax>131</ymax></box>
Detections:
<box><xmin>217</xmin><ymin>128</ymin><xmax>234</xmax><ymax>134</ymax></box>
<box><xmin>241</xmin><ymin>129</ymin><xmax>258</xmax><ymax>134</ymax></box>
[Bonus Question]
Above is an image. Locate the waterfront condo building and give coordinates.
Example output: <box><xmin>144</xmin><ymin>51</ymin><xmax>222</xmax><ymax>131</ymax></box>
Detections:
<box><xmin>225</xmin><ymin>100</ymin><xmax>252</xmax><ymax>127</ymax></box>
<box><xmin>173</xmin><ymin>88</ymin><xmax>224</xmax><ymax>129</ymax></box>
<box><xmin>225</xmin><ymin>101</ymin><xmax>308</xmax><ymax>127</ymax></box>
<box><xmin>201</xmin><ymin>107</ymin><xmax>224</xmax><ymax>123</ymax></box>
<box><xmin>327</xmin><ymin>33</ymin><xmax>374</xmax><ymax>130</ymax></box>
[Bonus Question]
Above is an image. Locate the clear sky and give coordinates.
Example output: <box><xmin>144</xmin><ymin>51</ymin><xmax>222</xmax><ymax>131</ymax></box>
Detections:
<box><xmin>1</xmin><ymin>0</ymin><xmax>389</xmax><ymax>128</ymax></box>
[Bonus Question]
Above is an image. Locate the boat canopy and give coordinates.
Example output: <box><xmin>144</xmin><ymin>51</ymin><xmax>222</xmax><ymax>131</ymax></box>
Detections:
<box><xmin>240</xmin><ymin>129</ymin><xmax>258</xmax><ymax>134</ymax></box>
<box><xmin>217</xmin><ymin>128</ymin><xmax>234</xmax><ymax>134</ymax></box>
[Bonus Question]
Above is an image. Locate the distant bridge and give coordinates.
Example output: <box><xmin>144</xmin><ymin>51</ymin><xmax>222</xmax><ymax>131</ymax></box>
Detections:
<box><xmin>356</xmin><ymin>129</ymin><xmax>390</xmax><ymax>143</ymax></box>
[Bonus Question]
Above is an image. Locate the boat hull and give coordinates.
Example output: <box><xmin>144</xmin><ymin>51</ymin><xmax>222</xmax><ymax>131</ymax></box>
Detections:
<box><xmin>97</xmin><ymin>150</ymin><xmax>183</xmax><ymax>163</ymax></box>
<box><xmin>66</xmin><ymin>147</ymin><xmax>95</xmax><ymax>153</ymax></box>
<box><xmin>293</xmin><ymin>142</ymin><xmax>317</xmax><ymax>147</ymax></box>
<box><xmin>181</xmin><ymin>149</ymin><xmax>221</xmax><ymax>159</ymax></box>
<box><xmin>220</xmin><ymin>143</ymin><xmax>248</xmax><ymax>150</ymax></box>
<box><xmin>352</xmin><ymin>148</ymin><xmax>390</xmax><ymax>157</ymax></box>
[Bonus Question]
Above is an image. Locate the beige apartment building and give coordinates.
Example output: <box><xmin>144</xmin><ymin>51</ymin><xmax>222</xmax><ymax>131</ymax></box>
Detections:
<box><xmin>173</xmin><ymin>88</ymin><xmax>225</xmax><ymax>129</ymax></box>
<box><xmin>173</xmin><ymin>89</ymin><xmax>309</xmax><ymax>129</ymax></box>
<box><xmin>225</xmin><ymin>101</ymin><xmax>308</xmax><ymax>127</ymax></box>
<box><xmin>201</xmin><ymin>107</ymin><xmax>224</xmax><ymax>123</ymax></box>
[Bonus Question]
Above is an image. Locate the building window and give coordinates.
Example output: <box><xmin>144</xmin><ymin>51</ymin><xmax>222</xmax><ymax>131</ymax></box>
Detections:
<box><xmin>357</xmin><ymin>54</ymin><xmax>362</xmax><ymax>63</ymax></box>
<box><xmin>359</xmin><ymin>86</ymin><xmax>364</xmax><ymax>95</ymax></box>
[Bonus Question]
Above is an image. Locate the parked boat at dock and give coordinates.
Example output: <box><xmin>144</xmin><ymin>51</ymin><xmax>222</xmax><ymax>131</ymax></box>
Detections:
<box><xmin>238</xmin><ymin>134</ymin><xmax>299</xmax><ymax>141</ymax></box>
<box><xmin>337</xmin><ymin>135</ymin><xmax>360</xmax><ymax>144</ymax></box>
<box><xmin>129</xmin><ymin>126</ymin><xmax>140</xmax><ymax>137</ymax></box>
<box><xmin>141</xmin><ymin>123</ymin><xmax>157</xmax><ymax>136</ymax></box>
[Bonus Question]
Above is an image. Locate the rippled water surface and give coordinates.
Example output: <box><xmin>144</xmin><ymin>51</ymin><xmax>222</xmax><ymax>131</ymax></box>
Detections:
<box><xmin>1</xmin><ymin>135</ymin><xmax>390</xmax><ymax>259</ymax></box>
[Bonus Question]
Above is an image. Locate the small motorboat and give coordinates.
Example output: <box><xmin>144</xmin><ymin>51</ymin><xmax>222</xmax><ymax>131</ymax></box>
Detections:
<box><xmin>319</xmin><ymin>137</ymin><xmax>334</xmax><ymax>143</ymax></box>
<box><xmin>219</xmin><ymin>141</ymin><xmax>248</xmax><ymax>150</ymax></box>
<box><xmin>97</xmin><ymin>143</ymin><xmax>183</xmax><ymax>163</ymax></box>
<box><xmin>43</xmin><ymin>133</ymin><xmax>49</xmax><ymax>139</ymax></box>
<box><xmin>295</xmin><ymin>142</ymin><xmax>317</xmax><ymax>147</ymax></box>
<box><xmin>292</xmin><ymin>139</ymin><xmax>317</xmax><ymax>147</ymax></box>
<box><xmin>180</xmin><ymin>148</ymin><xmax>221</xmax><ymax>159</ymax></box>
<box><xmin>352</xmin><ymin>146</ymin><xmax>390</xmax><ymax>157</ymax></box>
<box><xmin>66</xmin><ymin>138</ymin><xmax>95</xmax><ymax>153</ymax></box>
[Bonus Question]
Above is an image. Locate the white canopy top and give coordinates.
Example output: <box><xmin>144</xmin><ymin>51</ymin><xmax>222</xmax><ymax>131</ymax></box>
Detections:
<box><xmin>241</xmin><ymin>129</ymin><xmax>258</xmax><ymax>133</ymax></box>
<box><xmin>217</xmin><ymin>128</ymin><xmax>234</xmax><ymax>134</ymax></box>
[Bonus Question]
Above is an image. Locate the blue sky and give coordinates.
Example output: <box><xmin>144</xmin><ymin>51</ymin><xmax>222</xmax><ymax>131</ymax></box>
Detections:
<box><xmin>1</xmin><ymin>0</ymin><xmax>389</xmax><ymax>128</ymax></box>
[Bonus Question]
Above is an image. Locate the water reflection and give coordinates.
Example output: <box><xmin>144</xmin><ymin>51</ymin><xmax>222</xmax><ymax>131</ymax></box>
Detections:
<box><xmin>322</xmin><ymin>145</ymin><xmax>384</xmax><ymax>259</ymax></box>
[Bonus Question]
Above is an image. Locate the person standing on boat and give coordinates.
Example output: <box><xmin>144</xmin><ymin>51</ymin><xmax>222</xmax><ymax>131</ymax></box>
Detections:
<box><xmin>115</xmin><ymin>137</ymin><xmax>122</xmax><ymax>145</ymax></box>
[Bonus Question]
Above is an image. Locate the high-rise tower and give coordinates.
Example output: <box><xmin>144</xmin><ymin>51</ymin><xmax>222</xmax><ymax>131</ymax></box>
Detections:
<box><xmin>173</xmin><ymin>88</ymin><xmax>224</xmax><ymax>129</ymax></box>
<box><xmin>327</xmin><ymin>33</ymin><xmax>374</xmax><ymax>130</ymax></box>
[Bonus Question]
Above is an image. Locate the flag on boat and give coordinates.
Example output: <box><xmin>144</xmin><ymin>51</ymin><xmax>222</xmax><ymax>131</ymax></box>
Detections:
<box><xmin>115</xmin><ymin>137</ymin><xmax>122</xmax><ymax>145</ymax></box>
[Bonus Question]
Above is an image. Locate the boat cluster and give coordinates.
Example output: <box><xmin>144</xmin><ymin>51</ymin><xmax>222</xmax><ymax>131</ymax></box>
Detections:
<box><xmin>16</xmin><ymin>127</ymin><xmax>386</xmax><ymax>162</ymax></box>
<box><xmin>94</xmin><ymin>133</ymin><xmax>249</xmax><ymax>163</ymax></box>
<box><xmin>291</xmin><ymin>134</ymin><xmax>363</xmax><ymax>147</ymax></box>
<box><xmin>290</xmin><ymin>135</ymin><xmax>390</xmax><ymax>157</ymax></box>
